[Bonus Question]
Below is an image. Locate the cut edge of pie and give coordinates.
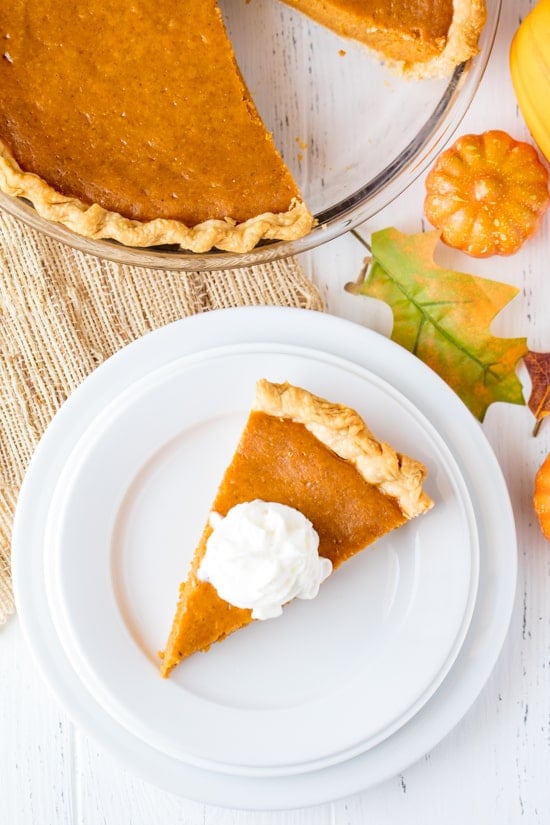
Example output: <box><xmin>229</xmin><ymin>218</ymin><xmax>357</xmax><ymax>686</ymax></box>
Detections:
<box><xmin>159</xmin><ymin>379</ymin><xmax>433</xmax><ymax>678</ymax></box>
<box><xmin>0</xmin><ymin>139</ymin><xmax>314</xmax><ymax>255</ymax></box>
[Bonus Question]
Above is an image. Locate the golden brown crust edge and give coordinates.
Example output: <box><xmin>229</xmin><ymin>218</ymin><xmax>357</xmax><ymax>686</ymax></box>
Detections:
<box><xmin>0</xmin><ymin>139</ymin><xmax>314</xmax><ymax>254</ymax></box>
<box><xmin>397</xmin><ymin>0</ymin><xmax>487</xmax><ymax>79</ymax></box>
<box><xmin>254</xmin><ymin>379</ymin><xmax>434</xmax><ymax>519</ymax></box>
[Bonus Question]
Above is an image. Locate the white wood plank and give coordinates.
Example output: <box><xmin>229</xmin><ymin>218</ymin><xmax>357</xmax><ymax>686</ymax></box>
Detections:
<box><xmin>0</xmin><ymin>619</ymin><xmax>76</xmax><ymax>823</ymax></box>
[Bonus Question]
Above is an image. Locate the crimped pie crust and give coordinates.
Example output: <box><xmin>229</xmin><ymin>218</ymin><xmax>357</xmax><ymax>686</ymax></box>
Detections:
<box><xmin>254</xmin><ymin>380</ymin><xmax>434</xmax><ymax>519</ymax></box>
<box><xmin>0</xmin><ymin>139</ymin><xmax>313</xmax><ymax>255</ymax></box>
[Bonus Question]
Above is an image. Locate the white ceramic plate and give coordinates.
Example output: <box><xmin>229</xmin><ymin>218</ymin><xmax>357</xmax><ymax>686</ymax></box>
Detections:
<box><xmin>12</xmin><ymin>307</ymin><xmax>517</xmax><ymax>809</ymax></box>
<box><xmin>42</xmin><ymin>343</ymin><xmax>478</xmax><ymax>776</ymax></box>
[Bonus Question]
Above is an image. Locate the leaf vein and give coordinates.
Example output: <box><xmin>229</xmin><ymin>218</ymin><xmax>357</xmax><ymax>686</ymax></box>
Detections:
<box><xmin>381</xmin><ymin>269</ymin><xmax>500</xmax><ymax>381</ymax></box>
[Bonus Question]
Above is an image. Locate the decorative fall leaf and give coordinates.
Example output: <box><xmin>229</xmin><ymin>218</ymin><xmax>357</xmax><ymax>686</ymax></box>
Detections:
<box><xmin>347</xmin><ymin>227</ymin><xmax>528</xmax><ymax>421</ymax></box>
<box><xmin>524</xmin><ymin>351</ymin><xmax>550</xmax><ymax>435</ymax></box>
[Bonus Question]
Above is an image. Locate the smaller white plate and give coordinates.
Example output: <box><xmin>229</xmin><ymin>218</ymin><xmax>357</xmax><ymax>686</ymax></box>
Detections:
<box><xmin>43</xmin><ymin>343</ymin><xmax>478</xmax><ymax>776</ymax></box>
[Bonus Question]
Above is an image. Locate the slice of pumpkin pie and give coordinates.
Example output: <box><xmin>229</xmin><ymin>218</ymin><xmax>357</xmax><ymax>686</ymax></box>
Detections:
<box><xmin>160</xmin><ymin>379</ymin><xmax>433</xmax><ymax>677</ymax></box>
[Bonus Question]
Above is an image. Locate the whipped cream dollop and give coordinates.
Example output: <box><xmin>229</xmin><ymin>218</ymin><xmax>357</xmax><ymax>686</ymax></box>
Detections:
<box><xmin>198</xmin><ymin>500</ymin><xmax>332</xmax><ymax>620</ymax></box>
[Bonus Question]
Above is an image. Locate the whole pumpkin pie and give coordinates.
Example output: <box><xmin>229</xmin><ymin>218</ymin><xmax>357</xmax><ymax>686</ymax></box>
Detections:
<box><xmin>0</xmin><ymin>0</ymin><xmax>313</xmax><ymax>254</ymax></box>
<box><xmin>0</xmin><ymin>1</ymin><xmax>485</xmax><ymax>254</ymax></box>
<box><xmin>160</xmin><ymin>379</ymin><xmax>433</xmax><ymax>677</ymax></box>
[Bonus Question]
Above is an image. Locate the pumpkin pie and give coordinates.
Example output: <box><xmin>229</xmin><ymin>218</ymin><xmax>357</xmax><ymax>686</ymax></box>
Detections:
<box><xmin>160</xmin><ymin>379</ymin><xmax>433</xmax><ymax>676</ymax></box>
<box><xmin>0</xmin><ymin>1</ymin><xmax>485</xmax><ymax>254</ymax></box>
<box><xmin>0</xmin><ymin>0</ymin><xmax>313</xmax><ymax>254</ymax></box>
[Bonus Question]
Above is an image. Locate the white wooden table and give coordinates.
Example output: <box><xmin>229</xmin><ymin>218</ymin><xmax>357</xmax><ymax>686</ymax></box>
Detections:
<box><xmin>3</xmin><ymin>1</ymin><xmax>550</xmax><ymax>822</ymax></box>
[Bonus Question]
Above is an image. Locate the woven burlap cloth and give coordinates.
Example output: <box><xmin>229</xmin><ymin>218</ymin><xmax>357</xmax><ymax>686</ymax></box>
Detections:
<box><xmin>0</xmin><ymin>211</ymin><xmax>323</xmax><ymax>624</ymax></box>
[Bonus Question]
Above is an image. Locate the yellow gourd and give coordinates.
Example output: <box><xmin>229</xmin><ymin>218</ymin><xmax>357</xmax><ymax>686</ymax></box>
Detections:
<box><xmin>510</xmin><ymin>0</ymin><xmax>550</xmax><ymax>162</ymax></box>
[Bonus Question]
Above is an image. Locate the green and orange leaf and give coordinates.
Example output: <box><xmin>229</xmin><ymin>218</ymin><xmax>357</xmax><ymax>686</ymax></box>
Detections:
<box><xmin>348</xmin><ymin>227</ymin><xmax>528</xmax><ymax>421</ymax></box>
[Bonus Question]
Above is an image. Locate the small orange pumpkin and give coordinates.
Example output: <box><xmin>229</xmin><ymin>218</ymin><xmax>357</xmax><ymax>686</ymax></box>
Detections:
<box><xmin>534</xmin><ymin>453</ymin><xmax>550</xmax><ymax>540</ymax></box>
<box><xmin>424</xmin><ymin>130</ymin><xmax>550</xmax><ymax>257</ymax></box>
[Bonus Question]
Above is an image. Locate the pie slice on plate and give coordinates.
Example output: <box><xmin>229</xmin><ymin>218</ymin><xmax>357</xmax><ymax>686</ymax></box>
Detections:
<box><xmin>160</xmin><ymin>379</ymin><xmax>433</xmax><ymax>677</ymax></box>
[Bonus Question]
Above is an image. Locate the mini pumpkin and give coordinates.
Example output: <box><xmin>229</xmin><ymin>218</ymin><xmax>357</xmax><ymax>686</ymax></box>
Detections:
<box><xmin>534</xmin><ymin>453</ymin><xmax>550</xmax><ymax>540</ymax></box>
<box><xmin>424</xmin><ymin>130</ymin><xmax>550</xmax><ymax>257</ymax></box>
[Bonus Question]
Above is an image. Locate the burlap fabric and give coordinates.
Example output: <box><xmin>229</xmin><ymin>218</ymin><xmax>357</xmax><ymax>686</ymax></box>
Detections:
<box><xmin>0</xmin><ymin>211</ymin><xmax>323</xmax><ymax>623</ymax></box>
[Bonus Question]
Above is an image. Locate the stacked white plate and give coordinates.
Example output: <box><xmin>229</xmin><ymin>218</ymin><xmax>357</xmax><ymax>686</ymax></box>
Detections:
<box><xmin>12</xmin><ymin>307</ymin><xmax>517</xmax><ymax>810</ymax></box>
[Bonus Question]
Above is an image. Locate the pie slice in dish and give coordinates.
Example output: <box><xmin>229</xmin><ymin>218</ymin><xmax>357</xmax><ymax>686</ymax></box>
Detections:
<box><xmin>284</xmin><ymin>0</ymin><xmax>487</xmax><ymax>78</ymax></box>
<box><xmin>160</xmin><ymin>379</ymin><xmax>433</xmax><ymax>677</ymax></box>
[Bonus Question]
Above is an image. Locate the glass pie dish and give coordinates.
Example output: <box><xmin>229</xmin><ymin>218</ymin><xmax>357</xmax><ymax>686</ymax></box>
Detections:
<box><xmin>0</xmin><ymin>0</ymin><xmax>500</xmax><ymax>271</ymax></box>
